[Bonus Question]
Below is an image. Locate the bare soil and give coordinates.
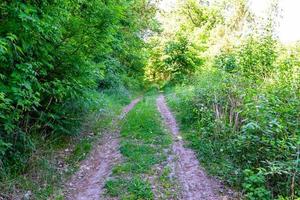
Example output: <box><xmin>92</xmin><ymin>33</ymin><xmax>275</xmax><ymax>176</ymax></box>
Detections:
<box><xmin>64</xmin><ymin>98</ymin><xmax>141</xmax><ymax>200</ymax></box>
<box><xmin>156</xmin><ymin>94</ymin><xmax>237</xmax><ymax>200</ymax></box>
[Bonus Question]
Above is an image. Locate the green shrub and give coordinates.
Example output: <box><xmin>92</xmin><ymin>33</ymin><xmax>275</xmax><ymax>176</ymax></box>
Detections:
<box><xmin>0</xmin><ymin>0</ymin><xmax>156</xmax><ymax>179</ymax></box>
<box><xmin>242</xmin><ymin>169</ymin><xmax>271</xmax><ymax>200</ymax></box>
<box><xmin>166</xmin><ymin>36</ymin><xmax>300</xmax><ymax>198</ymax></box>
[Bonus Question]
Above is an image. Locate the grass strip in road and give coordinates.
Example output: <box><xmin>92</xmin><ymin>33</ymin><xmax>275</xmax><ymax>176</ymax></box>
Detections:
<box><xmin>105</xmin><ymin>96</ymin><xmax>174</xmax><ymax>200</ymax></box>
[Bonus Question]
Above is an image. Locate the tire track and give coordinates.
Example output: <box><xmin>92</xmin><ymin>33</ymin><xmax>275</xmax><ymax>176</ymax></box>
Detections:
<box><xmin>157</xmin><ymin>94</ymin><xmax>227</xmax><ymax>200</ymax></box>
<box><xmin>64</xmin><ymin>97</ymin><xmax>141</xmax><ymax>200</ymax></box>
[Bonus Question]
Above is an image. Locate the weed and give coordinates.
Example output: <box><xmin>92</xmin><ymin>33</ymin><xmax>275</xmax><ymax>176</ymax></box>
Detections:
<box><xmin>67</xmin><ymin>139</ymin><xmax>92</xmax><ymax>165</ymax></box>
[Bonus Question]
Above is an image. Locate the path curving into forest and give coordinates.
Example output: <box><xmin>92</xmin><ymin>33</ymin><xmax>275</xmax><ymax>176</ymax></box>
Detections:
<box><xmin>64</xmin><ymin>98</ymin><xmax>141</xmax><ymax>200</ymax></box>
<box><xmin>156</xmin><ymin>94</ymin><xmax>228</xmax><ymax>200</ymax></box>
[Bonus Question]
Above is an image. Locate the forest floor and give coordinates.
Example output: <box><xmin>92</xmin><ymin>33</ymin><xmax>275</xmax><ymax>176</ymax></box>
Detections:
<box><xmin>63</xmin><ymin>94</ymin><xmax>238</xmax><ymax>200</ymax></box>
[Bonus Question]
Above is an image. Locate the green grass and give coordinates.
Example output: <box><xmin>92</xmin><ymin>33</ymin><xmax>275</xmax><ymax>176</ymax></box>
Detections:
<box><xmin>118</xmin><ymin>95</ymin><xmax>171</xmax><ymax>175</ymax></box>
<box><xmin>106</xmin><ymin>176</ymin><xmax>153</xmax><ymax>200</ymax></box>
<box><xmin>105</xmin><ymin>95</ymin><xmax>173</xmax><ymax>200</ymax></box>
<box><xmin>67</xmin><ymin>138</ymin><xmax>93</xmax><ymax>165</ymax></box>
<box><xmin>115</xmin><ymin>142</ymin><xmax>166</xmax><ymax>174</ymax></box>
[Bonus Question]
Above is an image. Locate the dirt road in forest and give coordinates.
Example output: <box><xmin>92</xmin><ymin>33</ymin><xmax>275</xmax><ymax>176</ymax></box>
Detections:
<box><xmin>64</xmin><ymin>98</ymin><xmax>141</xmax><ymax>200</ymax></box>
<box><xmin>156</xmin><ymin>94</ymin><xmax>233</xmax><ymax>200</ymax></box>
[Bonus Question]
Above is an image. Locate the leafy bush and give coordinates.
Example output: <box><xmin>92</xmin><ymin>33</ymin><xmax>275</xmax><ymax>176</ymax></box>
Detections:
<box><xmin>236</xmin><ymin>36</ymin><xmax>278</xmax><ymax>79</ymax></box>
<box><xmin>0</xmin><ymin>0</ymin><xmax>156</xmax><ymax>177</ymax></box>
<box><xmin>145</xmin><ymin>34</ymin><xmax>202</xmax><ymax>86</ymax></box>
<box><xmin>242</xmin><ymin>169</ymin><xmax>271</xmax><ymax>200</ymax></box>
<box><xmin>214</xmin><ymin>51</ymin><xmax>238</xmax><ymax>73</ymax></box>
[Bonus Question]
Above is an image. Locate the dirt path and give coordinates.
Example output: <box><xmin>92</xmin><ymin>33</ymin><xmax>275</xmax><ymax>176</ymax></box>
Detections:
<box><xmin>64</xmin><ymin>98</ymin><xmax>141</xmax><ymax>200</ymax></box>
<box><xmin>156</xmin><ymin>94</ymin><xmax>231</xmax><ymax>200</ymax></box>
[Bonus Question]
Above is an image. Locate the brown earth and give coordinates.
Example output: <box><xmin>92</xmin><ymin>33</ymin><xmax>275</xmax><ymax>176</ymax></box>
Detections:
<box><xmin>64</xmin><ymin>98</ymin><xmax>141</xmax><ymax>200</ymax></box>
<box><xmin>156</xmin><ymin>94</ymin><xmax>238</xmax><ymax>200</ymax></box>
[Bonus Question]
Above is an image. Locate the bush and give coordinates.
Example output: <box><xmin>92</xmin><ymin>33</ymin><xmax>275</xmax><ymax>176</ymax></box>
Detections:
<box><xmin>167</xmin><ymin>36</ymin><xmax>300</xmax><ymax>199</ymax></box>
<box><xmin>0</xmin><ymin>0</ymin><xmax>156</xmax><ymax>178</ymax></box>
<box><xmin>242</xmin><ymin>169</ymin><xmax>271</xmax><ymax>200</ymax></box>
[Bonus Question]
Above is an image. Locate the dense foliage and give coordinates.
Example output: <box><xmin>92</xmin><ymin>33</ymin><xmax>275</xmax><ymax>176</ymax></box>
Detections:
<box><xmin>0</xmin><ymin>0</ymin><xmax>156</xmax><ymax>177</ymax></box>
<box><xmin>168</xmin><ymin>42</ymin><xmax>299</xmax><ymax>198</ymax></box>
<box><xmin>151</xmin><ymin>0</ymin><xmax>299</xmax><ymax>199</ymax></box>
<box><xmin>146</xmin><ymin>35</ymin><xmax>201</xmax><ymax>85</ymax></box>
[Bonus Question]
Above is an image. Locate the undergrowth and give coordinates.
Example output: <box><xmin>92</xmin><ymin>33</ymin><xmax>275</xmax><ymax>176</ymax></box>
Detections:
<box><xmin>0</xmin><ymin>89</ymin><xmax>133</xmax><ymax>200</ymax></box>
<box><xmin>165</xmin><ymin>69</ymin><xmax>300</xmax><ymax>200</ymax></box>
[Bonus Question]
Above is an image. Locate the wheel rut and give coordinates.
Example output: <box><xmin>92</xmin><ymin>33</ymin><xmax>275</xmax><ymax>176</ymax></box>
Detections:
<box><xmin>156</xmin><ymin>94</ymin><xmax>229</xmax><ymax>200</ymax></box>
<box><xmin>64</xmin><ymin>98</ymin><xmax>141</xmax><ymax>200</ymax></box>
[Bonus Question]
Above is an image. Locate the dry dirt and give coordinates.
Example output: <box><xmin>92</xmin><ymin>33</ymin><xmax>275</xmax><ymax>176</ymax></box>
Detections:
<box><xmin>64</xmin><ymin>98</ymin><xmax>141</xmax><ymax>200</ymax></box>
<box><xmin>156</xmin><ymin>94</ymin><xmax>237</xmax><ymax>200</ymax></box>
